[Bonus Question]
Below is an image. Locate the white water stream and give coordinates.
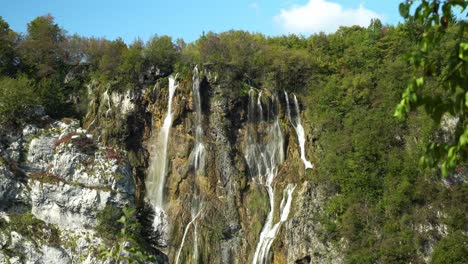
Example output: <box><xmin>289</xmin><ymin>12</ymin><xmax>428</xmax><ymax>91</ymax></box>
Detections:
<box><xmin>175</xmin><ymin>206</ymin><xmax>203</xmax><ymax>264</ymax></box>
<box><xmin>146</xmin><ymin>76</ymin><xmax>178</xmax><ymax>237</ymax></box>
<box><xmin>191</xmin><ymin>65</ymin><xmax>205</xmax><ymax>173</ymax></box>
<box><xmin>284</xmin><ymin>92</ymin><xmax>313</xmax><ymax>170</ymax></box>
<box><xmin>245</xmin><ymin>89</ymin><xmax>296</xmax><ymax>264</ymax></box>
<box><xmin>176</xmin><ymin>66</ymin><xmax>206</xmax><ymax>263</ymax></box>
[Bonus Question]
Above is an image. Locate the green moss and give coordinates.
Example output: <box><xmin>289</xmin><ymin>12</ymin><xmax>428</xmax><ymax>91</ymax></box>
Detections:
<box><xmin>95</xmin><ymin>205</ymin><xmax>124</xmax><ymax>241</ymax></box>
<box><xmin>0</xmin><ymin>156</ymin><xmax>7</xmax><ymax>166</ymax></box>
<box><xmin>0</xmin><ymin>212</ymin><xmax>61</xmax><ymax>247</ymax></box>
<box><xmin>244</xmin><ymin>186</ymin><xmax>269</xmax><ymax>244</ymax></box>
<box><xmin>431</xmin><ymin>231</ymin><xmax>468</xmax><ymax>264</ymax></box>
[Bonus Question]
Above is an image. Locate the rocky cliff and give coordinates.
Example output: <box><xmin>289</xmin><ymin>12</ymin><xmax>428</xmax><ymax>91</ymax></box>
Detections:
<box><xmin>0</xmin><ymin>67</ymin><xmax>341</xmax><ymax>264</ymax></box>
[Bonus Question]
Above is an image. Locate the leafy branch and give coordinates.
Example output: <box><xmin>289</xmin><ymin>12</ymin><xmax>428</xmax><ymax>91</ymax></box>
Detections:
<box><xmin>395</xmin><ymin>0</ymin><xmax>468</xmax><ymax>176</ymax></box>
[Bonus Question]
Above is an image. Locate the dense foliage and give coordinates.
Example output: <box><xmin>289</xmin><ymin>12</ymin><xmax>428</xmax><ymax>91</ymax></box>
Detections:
<box><xmin>395</xmin><ymin>0</ymin><xmax>468</xmax><ymax>177</ymax></box>
<box><xmin>304</xmin><ymin>21</ymin><xmax>467</xmax><ymax>263</ymax></box>
<box><xmin>0</xmin><ymin>10</ymin><xmax>466</xmax><ymax>262</ymax></box>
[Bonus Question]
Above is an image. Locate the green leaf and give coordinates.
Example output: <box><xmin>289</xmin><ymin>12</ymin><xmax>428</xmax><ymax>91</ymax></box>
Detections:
<box><xmin>399</xmin><ymin>3</ymin><xmax>410</xmax><ymax>18</ymax></box>
<box><xmin>416</xmin><ymin>77</ymin><xmax>424</xmax><ymax>87</ymax></box>
<box><xmin>459</xmin><ymin>127</ymin><xmax>468</xmax><ymax>145</ymax></box>
<box><xmin>442</xmin><ymin>162</ymin><xmax>449</xmax><ymax>177</ymax></box>
<box><xmin>459</xmin><ymin>43</ymin><xmax>468</xmax><ymax>61</ymax></box>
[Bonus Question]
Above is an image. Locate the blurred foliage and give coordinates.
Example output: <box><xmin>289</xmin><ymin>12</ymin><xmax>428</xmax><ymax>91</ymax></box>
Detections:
<box><xmin>395</xmin><ymin>1</ymin><xmax>468</xmax><ymax>176</ymax></box>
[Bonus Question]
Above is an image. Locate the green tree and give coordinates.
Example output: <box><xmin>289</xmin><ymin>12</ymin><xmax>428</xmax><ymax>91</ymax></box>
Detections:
<box><xmin>98</xmin><ymin>38</ymin><xmax>127</xmax><ymax>79</ymax></box>
<box><xmin>19</xmin><ymin>15</ymin><xmax>66</xmax><ymax>78</ymax></box>
<box><xmin>98</xmin><ymin>207</ymin><xmax>155</xmax><ymax>264</ymax></box>
<box><xmin>395</xmin><ymin>1</ymin><xmax>468</xmax><ymax>176</ymax></box>
<box><xmin>36</xmin><ymin>76</ymin><xmax>69</xmax><ymax>118</ymax></box>
<box><xmin>0</xmin><ymin>16</ymin><xmax>18</xmax><ymax>76</ymax></box>
<box><xmin>0</xmin><ymin>76</ymin><xmax>38</xmax><ymax>126</ymax></box>
<box><xmin>119</xmin><ymin>38</ymin><xmax>144</xmax><ymax>84</ymax></box>
<box><xmin>144</xmin><ymin>35</ymin><xmax>178</xmax><ymax>75</ymax></box>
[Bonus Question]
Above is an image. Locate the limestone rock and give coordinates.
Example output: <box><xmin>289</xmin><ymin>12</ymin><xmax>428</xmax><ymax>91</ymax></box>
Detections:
<box><xmin>27</xmin><ymin>135</ymin><xmax>57</xmax><ymax>171</ymax></box>
<box><xmin>0</xmin><ymin>164</ymin><xmax>27</xmax><ymax>208</ymax></box>
<box><xmin>30</xmin><ymin>181</ymin><xmax>113</xmax><ymax>230</ymax></box>
<box><xmin>39</xmin><ymin>245</ymin><xmax>71</xmax><ymax>264</ymax></box>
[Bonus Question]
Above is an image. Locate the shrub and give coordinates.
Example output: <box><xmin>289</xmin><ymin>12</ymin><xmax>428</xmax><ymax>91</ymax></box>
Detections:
<box><xmin>431</xmin><ymin>231</ymin><xmax>468</xmax><ymax>264</ymax></box>
<box><xmin>0</xmin><ymin>212</ymin><xmax>61</xmax><ymax>246</ymax></box>
<box><xmin>95</xmin><ymin>205</ymin><xmax>124</xmax><ymax>241</ymax></box>
<box><xmin>0</xmin><ymin>76</ymin><xmax>38</xmax><ymax>127</ymax></box>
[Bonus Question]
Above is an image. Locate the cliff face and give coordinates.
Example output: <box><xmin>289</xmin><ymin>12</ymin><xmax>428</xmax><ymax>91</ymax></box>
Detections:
<box><xmin>0</xmin><ymin>118</ymin><xmax>136</xmax><ymax>263</ymax></box>
<box><xmin>0</xmin><ymin>68</ymin><xmax>342</xmax><ymax>264</ymax></box>
<box><xmin>102</xmin><ymin>69</ymin><xmax>340</xmax><ymax>263</ymax></box>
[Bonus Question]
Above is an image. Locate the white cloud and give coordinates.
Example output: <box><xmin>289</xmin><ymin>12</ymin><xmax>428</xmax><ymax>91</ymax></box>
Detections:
<box><xmin>275</xmin><ymin>0</ymin><xmax>383</xmax><ymax>34</ymax></box>
<box><xmin>249</xmin><ymin>2</ymin><xmax>259</xmax><ymax>10</ymax></box>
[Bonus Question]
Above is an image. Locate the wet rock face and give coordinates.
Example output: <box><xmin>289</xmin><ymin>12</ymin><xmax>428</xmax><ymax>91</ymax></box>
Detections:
<box><xmin>284</xmin><ymin>182</ymin><xmax>343</xmax><ymax>264</ymax></box>
<box><xmin>139</xmin><ymin>73</ymin><xmax>330</xmax><ymax>263</ymax></box>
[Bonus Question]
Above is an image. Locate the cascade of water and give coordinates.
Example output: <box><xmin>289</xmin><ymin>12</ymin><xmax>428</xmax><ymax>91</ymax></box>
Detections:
<box><xmin>175</xmin><ymin>206</ymin><xmax>203</xmax><ymax>264</ymax></box>
<box><xmin>284</xmin><ymin>92</ymin><xmax>313</xmax><ymax>170</ymax></box>
<box><xmin>176</xmin><ymin>66</ymin><xmax>205</xmax><ymax>263</ymax></box>
<box><xmin>191</xmin><ymin>66</ymin><xmax>205</xmax><ymax>262</ymax></box>
<box><xmin>245</xmin><ymin>89</ymin><xmax>295</xmax><ymax>264</ymax></box>
<box><xmin>253</xmin><ymin>184</ymin><xmax>296</xmax><ymax>264</ymax></box>
<box><xmin>191</xmin><ymin>65</ymin><xmax>205</xmax><ymax>172</ymax></box>
<box><xmin>193</xmin><ymin>219</ymin><xmax>199</xmax><ymax>263</ymax></box>
<box><xmin>146</xmin><ymin>76</ymin><xmax>178</xmax><ymax>235</ymax></box>
<box><xmin>103</xmin><ymin>87</ymin><xmax>112</xmax><ymax>119</ymax></box>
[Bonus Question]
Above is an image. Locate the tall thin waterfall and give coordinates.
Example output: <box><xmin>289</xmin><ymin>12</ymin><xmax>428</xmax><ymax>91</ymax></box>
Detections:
<box><xmin>146</xmin><ymin>76</ymin><xmax>178</xmax><ymax>235</ymax></box>
<box><xmin>191</xmin><ymin>65</ymin><xmax>205</xmax><ymax>173</ymax></box>
<box><xmin>284</xmin><ymin>92</ymin><xmax>313</xmax><ymax>170</ymax></box>
<box><xmin>175</xmin><ymin>207</ymin><xmax>202</xmax><ymax>264</ymax></box>
<box><xmin>245</xmin><ymin>89</ymin><xmax>296</xmax><ymax>264</ymax></box>
<box><xmin>175</xmin><ymin>66</ymin><xmax>205</xmax><ymax>264</ymax></box>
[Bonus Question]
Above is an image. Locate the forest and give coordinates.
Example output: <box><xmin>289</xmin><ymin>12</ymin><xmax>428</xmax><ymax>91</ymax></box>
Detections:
<box><xmin>0</xmin><ymin>1</ymin><xmax>467</xmax><ymax>263</ymax></box>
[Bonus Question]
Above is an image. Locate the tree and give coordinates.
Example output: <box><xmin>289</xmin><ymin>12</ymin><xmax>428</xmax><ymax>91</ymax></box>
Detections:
<box><xmin>98</xmin><ymin>38</ymin><xmax>127</xmax><ymax>79</ymax></box>
<box><xmin>394</xmin><ymin>1</ymin><xmax>468</xmax><ymax>176</ymax></box>
<box><xmin>0</xmin><ymin>16</ymin><xmax>18</xmax><ymax>76</ymax></box>
<box><xmin>0</xmin><ymin>76</ymin><xmax>38</xmax><ymax>126</ymax></box>
<box><xmin>19</xmin><ymin>15</ymin><xmax>66</xmax><ymax>78</ymax></box>
<box><xmin>119</xmin><ymin>38</ymin><xmax>144</xmax><ymax>83</ymax></box>
<box><xmin>144</xmin><ymin>35</ymin><xmax>178</xmax><ymax>75</ymax></box>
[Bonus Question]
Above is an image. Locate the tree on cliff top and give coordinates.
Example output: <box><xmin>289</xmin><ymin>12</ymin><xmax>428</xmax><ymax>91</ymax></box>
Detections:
<box><xmin>19</xmin><ymin>14</ymin><xmax>66</xmax><ymax>79</ymax></box>
<box><xmin>0</xmin><ymin>17</ymin><xmax>18</xmax><ymax>76</ymax></box>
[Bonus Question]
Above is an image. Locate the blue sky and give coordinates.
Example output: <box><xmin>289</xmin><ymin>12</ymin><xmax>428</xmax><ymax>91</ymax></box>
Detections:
<box><xmin>1</xmin><ymin>0</ymin><xmax>403</xmax><ymax>43</ymax></box>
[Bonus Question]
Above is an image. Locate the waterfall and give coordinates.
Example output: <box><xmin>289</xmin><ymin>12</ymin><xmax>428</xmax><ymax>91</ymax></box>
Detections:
<box><xmin>191</xmin><ymin>65</ymin><xmax>205</xmax><ymax>173</ymax></box>
<box><xmin>146</xmin><ymin>76</ymin><xmax>178</xmax><ymax>237</ymax></box>
<box><xmin>284</xmin><ymin>92</ymin><xmax>313</xmax><ymax>170</ymax></box>
<box><xmin>245</xmin><ymin>89</ymin><xmax>296</xmax><ymax>264</ymax></box>
<box><xmin>253</xmin><ymin>184</ymin><xmax>296</xmax><ymax>264</ymax></box>
<box><xmin>176</xmin><ymin>66</ymin><xmax>205</xmax><ymax>263</ymax></box>
<box><xmin>175</xmin><ymin>206</ymin><xmax>203</xmax><ymax>264</ymax></box>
